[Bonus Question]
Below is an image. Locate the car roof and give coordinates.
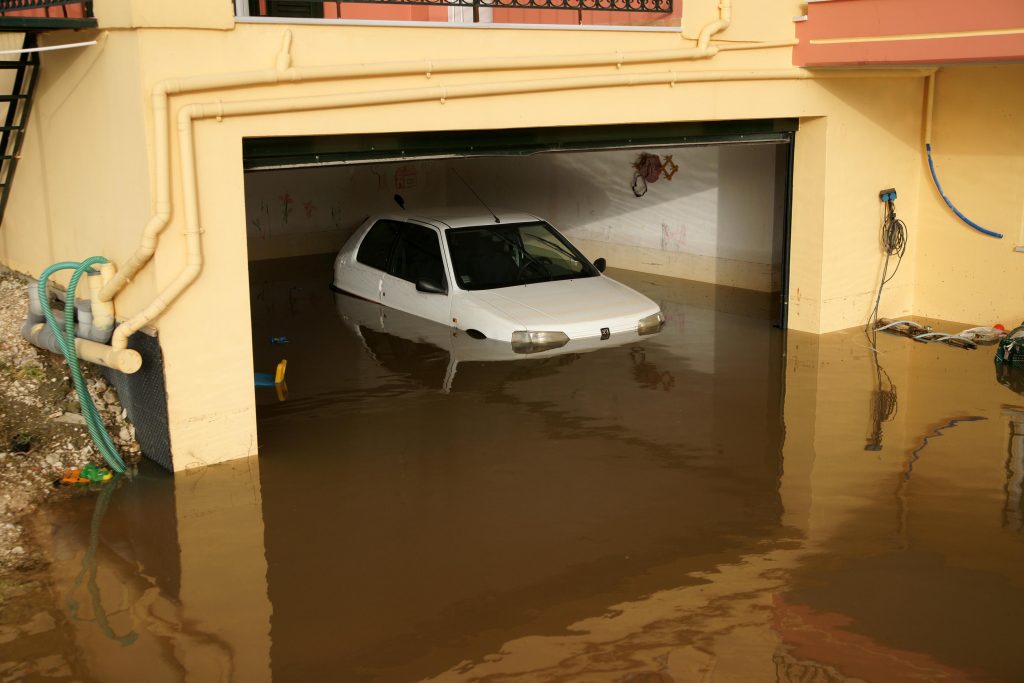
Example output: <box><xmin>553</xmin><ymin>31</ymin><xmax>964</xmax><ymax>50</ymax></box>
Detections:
<box><xmin>375</xmin><ymin>206</ymin><xmax>543</xmax><ymax>230</ymax></box>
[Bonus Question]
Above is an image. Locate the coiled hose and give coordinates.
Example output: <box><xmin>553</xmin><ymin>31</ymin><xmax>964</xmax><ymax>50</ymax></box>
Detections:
<box><xmin>38</xmin><ymin>258</ymin><xmax>127</xmax><ymax>473</ymax></box>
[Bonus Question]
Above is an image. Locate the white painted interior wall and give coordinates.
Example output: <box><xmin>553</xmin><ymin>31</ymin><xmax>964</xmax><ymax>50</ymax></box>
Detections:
<box><xmin>244</xmin><ymin>161</ymin><xmax>447</xmax><ymax>260</ymax></box>
<box><xmin>244</xmin><ymin>143</ymin><xmax>783</xmax><ymax>291</ymax></box>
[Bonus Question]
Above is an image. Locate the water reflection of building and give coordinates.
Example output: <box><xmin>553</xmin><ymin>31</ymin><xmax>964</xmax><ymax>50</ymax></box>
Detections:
<box><xmin>24</xmin><ymin>275</ymin><xmax>1024</xmax><ymax>681</ymax></box>
<box><xmin>253</xmin><ymin>270</ymin><xmax>787</xmax><ymax>680</ymax></box>
<box><xmin>1002</xmin><ymin>408</ymin><xmax>1024</xmax><ymax>532</ymax></box>
<box><xmin>33</xmin><ymin>459</ymin><xmax>272</xmax><ymax>682</ymax></box>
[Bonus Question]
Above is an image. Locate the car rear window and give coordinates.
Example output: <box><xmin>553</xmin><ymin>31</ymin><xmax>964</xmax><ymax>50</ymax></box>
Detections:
<box><xmin>357</xmin><ymin>220</ymin><xmax>402</xmax><ymax>272</ymax></box>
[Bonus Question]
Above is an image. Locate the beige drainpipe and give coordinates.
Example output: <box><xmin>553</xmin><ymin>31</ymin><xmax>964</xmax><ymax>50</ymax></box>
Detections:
<box><xmin>924</xmin><ymin>70</ymin><xmax>936</xmax><ymax>146</ymax></box>
<box><xmin>697</xmin><ymin>0</ymin><xmax>732</xmax><ymax>49</ymax></box>
<box><xmin>108</xmin><ymin>64</ymin><xmax>934</xmax><ymax>350</ymax></box>
<box><xmin>24</xmin><ymin>322</ymin><xmax>142</xmax><ymax>373</ymax></box>
<box><xmin>97</xmin><ymin>22</ymin><xmax>793</xmax><ymax>308</ymax></box>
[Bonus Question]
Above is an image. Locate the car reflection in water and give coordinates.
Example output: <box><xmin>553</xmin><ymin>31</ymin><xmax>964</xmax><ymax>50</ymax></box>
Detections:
<box><xmin>333</xmin><ymin>291</ymin><xmax>663</xmax><ymax>393</ymax></box>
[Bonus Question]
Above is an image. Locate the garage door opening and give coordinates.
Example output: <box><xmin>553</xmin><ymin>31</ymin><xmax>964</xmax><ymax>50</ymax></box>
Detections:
<box><xmin>245</xmin><ymin>120</ymin><xmax>795</xmax><ymax>411</ymax></box>
<box><xmin>244</xmin><ymin>119</ymin><xmax>795</xmax><ymax>326</ymax></box>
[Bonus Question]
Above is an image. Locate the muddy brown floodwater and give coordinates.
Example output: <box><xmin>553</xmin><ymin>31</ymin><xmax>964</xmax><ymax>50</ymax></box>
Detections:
<box><xmin>3</xmin><ymin>253</ymin><xmax>1024</xmax><ymax>682</ymax></box>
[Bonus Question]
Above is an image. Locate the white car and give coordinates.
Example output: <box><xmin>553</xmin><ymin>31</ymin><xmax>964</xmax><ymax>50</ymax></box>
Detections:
<box><xmin>332</xmin><ymin>208</ymin><xmax>664</xmax><ymax>353</ymax></box>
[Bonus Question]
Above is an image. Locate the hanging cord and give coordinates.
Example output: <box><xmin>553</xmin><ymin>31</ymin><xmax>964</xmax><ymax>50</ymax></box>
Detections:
<box><xmin>38</xmin><ymin>258</ymin><xmax>128</xmax><ymax>473</ymax></box>
<box><xmin>866</xmin><ymin>197</ymin><xmax>908</xmax><ymax>340</ymax></box>
<box><xmin>865</xmin><ymin>344</ymin><xmax>898</xmax><ymax>452</ymax></box>
<box><xmin>864</xmin><ymin>195</ymin><xmax>905</xmax><ymax>450</ymax></box>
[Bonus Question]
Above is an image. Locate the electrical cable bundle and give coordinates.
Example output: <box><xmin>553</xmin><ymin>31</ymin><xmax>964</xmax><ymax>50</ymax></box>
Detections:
<box><xmin>864</xmin><ymin>193</ymin><xmax>906</xmax><ymax>450</ymax></box>
<box><xmin>865</xmin><ymin>359</ymin><xmax>897</xmax><ymax>451</ymax></box>
<box><xmin>867</xmin><ymin>196</ymin><xmax>908</xmax><ymax>333</ymax></box>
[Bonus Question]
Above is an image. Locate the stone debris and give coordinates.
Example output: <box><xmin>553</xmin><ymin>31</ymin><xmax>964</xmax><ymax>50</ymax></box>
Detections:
<box><xmin>0</xmin><ymin>269</ymin><xmax>142</xmax><ymax>578</ymax></box>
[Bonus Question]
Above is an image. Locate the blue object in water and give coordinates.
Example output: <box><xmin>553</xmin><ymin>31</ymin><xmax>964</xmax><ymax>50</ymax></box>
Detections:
<box><xmin>254</xmin><ymin>373</ymin><xmax>277</xmax><ymax>387</ymax></box>
<box><xmin>255</xmin><ymin>360</ymin><xmax>288</xmax><ymax>388</ymax></box>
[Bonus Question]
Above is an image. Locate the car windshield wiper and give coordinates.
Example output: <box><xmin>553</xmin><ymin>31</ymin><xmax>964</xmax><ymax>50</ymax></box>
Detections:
<box><xmin>524</xmin><ymin>233</ymin><xmax>579</xmax><ymax>263</ymax></box>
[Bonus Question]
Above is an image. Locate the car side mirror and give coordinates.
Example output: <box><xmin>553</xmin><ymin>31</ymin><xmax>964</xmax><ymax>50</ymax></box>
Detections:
<box><xmin>593</xmin><ymin>257</ymin><xmax>606</xmax><ymax>273</ymax></box>
<box><xmin>416</xmin><ymin>278</ymin><xmax>447</xmax><ymax>295</ymax></box>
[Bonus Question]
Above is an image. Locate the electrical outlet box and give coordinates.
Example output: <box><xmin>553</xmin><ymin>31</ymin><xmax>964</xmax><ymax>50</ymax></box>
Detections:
<box><xmin>879</xmin><ymin>188</ymin><xmax>897</xmax><ymax>202</ymax></box>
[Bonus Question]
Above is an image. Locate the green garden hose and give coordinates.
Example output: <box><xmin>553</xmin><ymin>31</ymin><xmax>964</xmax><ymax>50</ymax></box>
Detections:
<box><xmin>38</xmin><ymin>258</ymin><xmax>127</xmax><ymax>473</ymax></box>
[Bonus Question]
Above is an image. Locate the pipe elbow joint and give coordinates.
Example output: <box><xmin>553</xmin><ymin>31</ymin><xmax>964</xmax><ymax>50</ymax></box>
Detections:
<box><xmin>111</xmin><ymin>326</ymin><xmax>131</xmax><ymax>350</ymax></box>
<box><xmin>178</xmin><ymin>104</ymin><xmax>198</xmax><ymax>129</ymax></box>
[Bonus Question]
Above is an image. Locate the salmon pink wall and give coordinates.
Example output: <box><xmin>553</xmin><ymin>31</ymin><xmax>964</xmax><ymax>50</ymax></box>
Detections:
<box><xmin>256</xmin><ymin>0</ymin><xmax>677</xmax><ymax>26</ymax></box>
<box><xmin>0</xmin><ymin>2</ymin><xmax>86</xmax><ymax>18</ymax></box>
<box><xmin>795</xmin><ymin>0</ymin><xmax>1024</xmax><ymax>67</ymax></box>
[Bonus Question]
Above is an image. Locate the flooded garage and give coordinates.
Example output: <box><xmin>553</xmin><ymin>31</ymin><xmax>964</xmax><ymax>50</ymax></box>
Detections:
<box><xmin>6</xmin><ymin>251</ymin><xmax>1024</xmax><ymax>681</ymax></box>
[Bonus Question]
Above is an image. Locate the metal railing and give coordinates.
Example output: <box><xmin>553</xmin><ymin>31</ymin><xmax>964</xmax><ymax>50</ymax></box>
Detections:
<box><xmin>249</xmin><ymin>0</ymin><xmax>671</xmax><ymax>16</ymax></box>
<box><xmin>0</xmin><ymin>0</ymin><xmax>93</xmax><ymax>17</ymax></box>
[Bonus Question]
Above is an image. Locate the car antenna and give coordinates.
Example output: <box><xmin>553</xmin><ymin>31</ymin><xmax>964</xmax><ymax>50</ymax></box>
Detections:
<box><xmin>393</xmin><ymin>194</ymin><xmax>405</xmax><ymax>210</ymax></box>
<box><xmin>451</xmin><ymin>168</ymin><xmax>499</xmax><ymax>223</ymax></box>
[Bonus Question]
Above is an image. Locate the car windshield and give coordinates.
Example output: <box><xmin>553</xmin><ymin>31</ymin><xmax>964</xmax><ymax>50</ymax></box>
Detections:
<box><xmin>445</xmin><ymin>221</ymin><xmax>599</xmax><ymax>291</ymax></box>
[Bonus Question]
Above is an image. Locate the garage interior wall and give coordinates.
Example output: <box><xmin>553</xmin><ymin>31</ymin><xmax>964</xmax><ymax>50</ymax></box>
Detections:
<box><xmin>244</xmin><ymin>143</ymin><xmax>786</xmax><ymax>293</ymax></box>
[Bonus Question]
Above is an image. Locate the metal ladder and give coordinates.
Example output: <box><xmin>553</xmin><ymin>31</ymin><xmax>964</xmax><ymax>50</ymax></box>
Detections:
<box><xmin>0</xmin><ymin>32</ymin><xmax>38</xmax><ymax>225</ymax></box>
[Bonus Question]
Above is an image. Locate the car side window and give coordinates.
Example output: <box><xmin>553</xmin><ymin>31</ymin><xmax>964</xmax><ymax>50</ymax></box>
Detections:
<box><xmin>390</xmin><ymin>223</ymin><xmax>447</xmax><ymax>292</ymax></box>
<box><xmin>356</xmin><ymin>220</ymin><xmax>402</xmax><ymax>272</ymax></box>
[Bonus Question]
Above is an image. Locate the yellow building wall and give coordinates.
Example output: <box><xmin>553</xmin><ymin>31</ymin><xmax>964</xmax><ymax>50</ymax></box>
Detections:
<box><xmin>781</xmin><ymin>326</ymin><xmax>1024</xmax><ymax>579</ymax></box>
<box><xmin>915</xmin><ymin>65</ymin><xmax>1024</xmax><ymax>328</ymax></box>
<box><xmin>0</xmin><ymin>29</ymin><xmax>158</xmax><ymax>318</ymax></box>
<box><xmin>0</xmin><ymin>0</ymin><xmax>958</xmax><ymax>469</ymax></box>
<box><xmin>94</xmin><ymin>0</ymin><xmax>234</xmax><ymax>29</ymax></box>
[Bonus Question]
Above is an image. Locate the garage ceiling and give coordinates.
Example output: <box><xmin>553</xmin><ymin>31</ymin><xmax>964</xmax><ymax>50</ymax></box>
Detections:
<box><xmin>243</xmin><ymin>119</ymin><xmax>798</xmax><ymax>171</ymax></box>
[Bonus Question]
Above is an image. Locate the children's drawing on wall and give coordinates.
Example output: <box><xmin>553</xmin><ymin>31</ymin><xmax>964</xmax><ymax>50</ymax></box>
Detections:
<box><xmin>279</xmin><ymin>192</ymin><xmax>293</xmax><ymax>225</ymax></box>
<box><xmin>661</xmin><ymin>222</ymin><xmax>686</xmax><ymax>251</ymax></box>
<box><xmin>331</xmin><ymin>200</ymin><xmax>344</xmax><ymax>230</ymax></box>
<box><xmin>631</xmin><ymin>153</ymin><xmax>679</xmax><ymax>197</ymax></box>
<box><xmin>394</xmin><ymin>164</ymin><xmax>417</xmax><ymax>190</ymax></box>
<box><xmin>249</xmin><ymin>200</ymin><xmax>272</xmax><ymax>240</ymax></box>
<box><xmin>369</xmin><ymin>168</ymin><xmax>387</xmax><ymax>192</ymax></box>
<box><xmin>246</xmin><ymin>161</ymin><xmax>447</xmax><ymax>251</ymax></box>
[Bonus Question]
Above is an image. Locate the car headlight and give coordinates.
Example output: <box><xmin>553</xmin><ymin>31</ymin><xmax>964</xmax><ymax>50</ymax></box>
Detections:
<box><xmin>637</xmin><ymin>311</ymin><xmax>665</xmax><ymax>336</ymax></box>
<box><xmin>511</xmin><ymin>330</ymin><xmax>570</xmax><ymax>354</ymax></box>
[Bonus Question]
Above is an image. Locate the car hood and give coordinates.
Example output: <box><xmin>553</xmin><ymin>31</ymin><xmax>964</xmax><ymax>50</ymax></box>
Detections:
<box><xmin>467</xmin><ymin>276</ymin><xmax>659</xmax><ymax>328</ymax></box>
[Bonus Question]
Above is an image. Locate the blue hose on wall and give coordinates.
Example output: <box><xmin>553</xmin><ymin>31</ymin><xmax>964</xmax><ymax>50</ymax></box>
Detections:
<box><xmin>925</xmin><ymin>143</ymin><xmax>1003</xmax><ymax>239</ymax></box>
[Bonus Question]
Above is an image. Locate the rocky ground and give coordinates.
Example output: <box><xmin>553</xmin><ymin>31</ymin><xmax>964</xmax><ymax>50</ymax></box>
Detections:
<box><xmin>0</xmin><ymin>269</ymin><xmax>141</xmax><ymax>580</ymax></box>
